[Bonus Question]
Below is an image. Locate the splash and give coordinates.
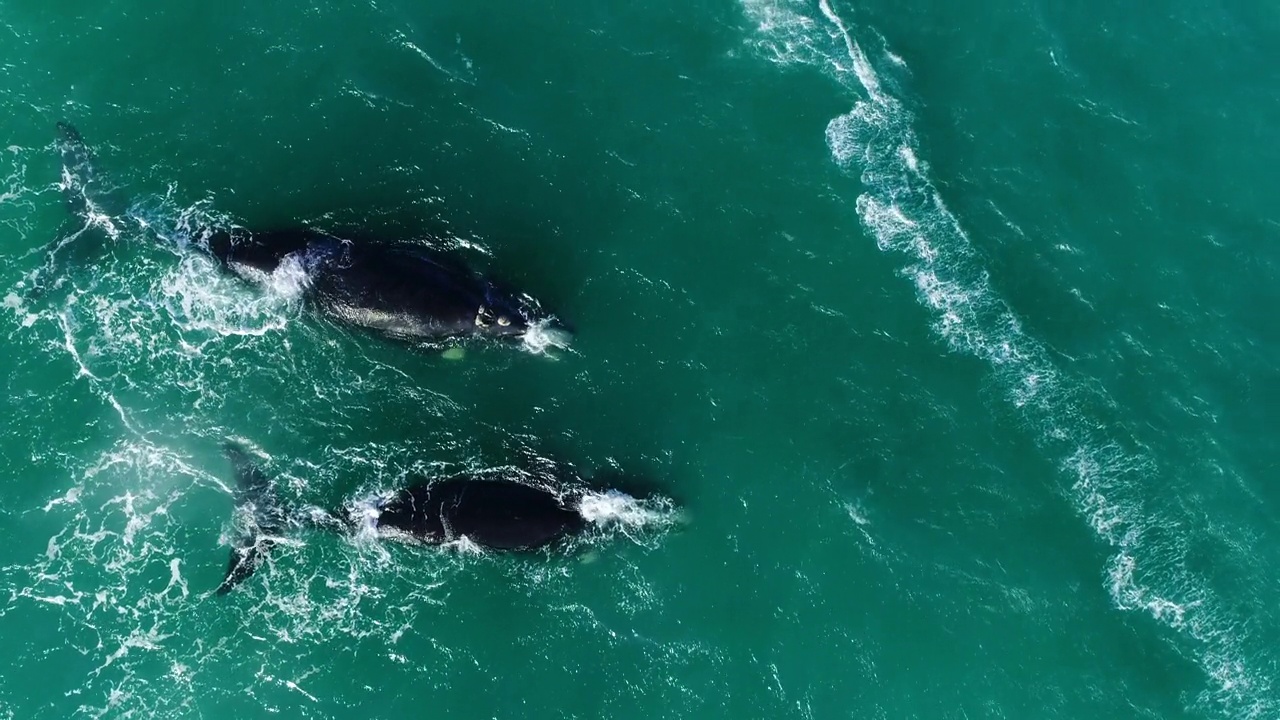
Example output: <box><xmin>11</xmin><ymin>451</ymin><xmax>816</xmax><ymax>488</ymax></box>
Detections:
<box><xmin>155</xmin><ymin>253</ymin><xmax>299</xmax><ymax>340</ymax></box>
<box><xmin>576</xmin><ymin>489</ymin><xmax>683</xmax><ymax>551</ymax></box>
<box><xmin>521</xmin><ymin>317</ymin><xmax>574</xmax><ymax>354</ymax></box>
<box><xmin>578</xmin><ymin>489</ymin><xmax>675</xmax><ymax>527</ymax></box>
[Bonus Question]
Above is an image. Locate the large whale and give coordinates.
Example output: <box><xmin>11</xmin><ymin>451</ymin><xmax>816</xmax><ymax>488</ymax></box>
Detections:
<box><xmin>216</xmin><ymin>443</ymin><xmax>665</xmax><ymax>594</ymax></box>
<box><xmin>53</xmin><ymin>122</ymin><xmax>573</xmax><ymax>351</ymax></box>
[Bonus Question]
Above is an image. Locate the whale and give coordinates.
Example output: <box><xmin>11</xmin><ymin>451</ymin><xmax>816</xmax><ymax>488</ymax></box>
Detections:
<box><xmin>216</xmin><ymin>443</ymin><xmax>665</xmax><ymax>594</ymax></box>
<box><xmin>205</xmin><ymin>227</ymin><xmax>572</xmax><ymax>348</ymax></box>
<box><xmin>52</xmin><ymin>122</ymin><xmax>573</xmax><ymax>351</ymax></box>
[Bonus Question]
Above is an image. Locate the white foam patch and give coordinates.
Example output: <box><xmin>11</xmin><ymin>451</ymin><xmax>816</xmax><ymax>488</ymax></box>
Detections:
<box><xmin>157</xmin><ymin>253</ymin><xmax>300</xmax><ymax>339</ymax></box>
<box><xmin>740</xmin><ymin>0</ymin><xmax>1274</xmax><ymax>716</ymax></box>
<box><xmin>441</xmin><ymin>535</ymin><xmax>488</xmax><ymax>556</ymax></box>
<box><xmin>578</xmin><ymin>490</ymin><xmax>669</xmax><ymax>526</ymax></box>
<box><xmin>13</xmin><ymin>442</ymin><xmax>216</xmax><ymax>699</ymax></box>
<box><xmin>576</xmin><ymin>490</ymin><xmax>683</xmax><ymax>551</ymax></box>
<box><xmin>2</xmin><ymin>291</ymin><xmax>38</xmax><ymax>328</ymax></box>
<box><xmin>351</xmin><ymin>495</ymin><xmax>389</xmax><ymax>542</ymax></box>
<box><xmin>521</xmin><ymin>317</ymin><xmax>574</xmax><ymax>355</ymax></box>
<box><xmin>0</xmin><ymin>147</ymin><xmax>29</xmax><ymax>206</ymax></box>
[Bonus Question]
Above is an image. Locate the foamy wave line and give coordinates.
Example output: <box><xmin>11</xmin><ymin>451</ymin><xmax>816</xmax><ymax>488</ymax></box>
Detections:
<box><xmin>741</xmin><ymin>0</ymin><xmax>1272</xmax><ymax>715</ymax></box>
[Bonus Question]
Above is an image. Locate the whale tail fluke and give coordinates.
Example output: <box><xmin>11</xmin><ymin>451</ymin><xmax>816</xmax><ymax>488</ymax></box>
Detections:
<box><xmin>52</xmin><ymin>120</ymin><xmax>136</xmax><ymax>228</ymax></box>
<box><xmin>216</xmin><ymin>442</ymin><xmax>288</xmax><ymax>596</ymax></box>
<box><xmin>27</xmin><ymin>122</ymin><xmax>133</xmax><ymax>298</ymax></box>
<box><xmin>55</xmin><ymin>121</ymin><xmax>99</xmax><ymax>221</ymax></box>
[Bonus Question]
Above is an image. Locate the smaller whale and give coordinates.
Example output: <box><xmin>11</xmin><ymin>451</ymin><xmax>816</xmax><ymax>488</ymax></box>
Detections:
<box><xmin>52</xmin><ymin>122</ymin><xmax>573</xmax><ymax>352</ymax></box>
<box><xmin>216</xmin><ymin>443</ymin><xmax>669</xmax><ymax>595</ymax></box>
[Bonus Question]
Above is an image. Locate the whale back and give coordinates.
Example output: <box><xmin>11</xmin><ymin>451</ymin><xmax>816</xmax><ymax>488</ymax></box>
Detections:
<box><xmin>306</xmin><ymin>242</ymin><xmax>491</xmax><ymax>339</ymax></box>
<box><xmin>206</xmin><ymin>229</ymin><xmax>314</xmax><ymax>278</ymax></box>
<box><xmin>377</xmin><ymin>474</ymin><xmax>586</xmax><ymax>550</ymax></box>
<box><xmin>305</xmin><ymin>241</ymin><xmax>567</xmax><ymax>344</ymax></box>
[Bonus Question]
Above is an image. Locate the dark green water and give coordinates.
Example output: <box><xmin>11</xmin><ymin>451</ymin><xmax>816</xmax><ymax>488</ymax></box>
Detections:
<box><xmin>2</xmin><ymin>0</ymin><xmax>1279</xmax><ymax>717</ymax></box>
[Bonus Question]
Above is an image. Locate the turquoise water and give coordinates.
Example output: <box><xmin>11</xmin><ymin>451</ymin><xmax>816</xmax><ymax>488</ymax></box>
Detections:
<box><xmin>2</xmin><ymin>0</ymin><xmax>1279</xmax><ymax>717</ymax></box>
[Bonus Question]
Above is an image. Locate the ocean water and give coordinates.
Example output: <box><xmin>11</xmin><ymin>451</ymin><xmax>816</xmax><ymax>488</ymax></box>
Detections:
<box><xmin>1</xmin><ymin>0</ymin><xmax>1279</xmax><ymax>717</ymax></box>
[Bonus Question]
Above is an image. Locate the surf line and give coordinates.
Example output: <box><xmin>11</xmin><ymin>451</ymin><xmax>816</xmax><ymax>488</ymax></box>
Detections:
<box><xmin>764</xmin><ymin>0</ymin><xmax>1272</xmax><ymax>712</ymax></box>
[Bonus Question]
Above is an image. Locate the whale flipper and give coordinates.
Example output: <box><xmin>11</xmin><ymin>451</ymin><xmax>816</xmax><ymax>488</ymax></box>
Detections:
<box><xmin>216</xmin><ymin>443</ymin><xmax>287</xmax><ymax>595</ymax></box>
<box><xmin>217</xmin><ymin>532</ymin><xmax>272</xmax><ymax>596</ymax></box>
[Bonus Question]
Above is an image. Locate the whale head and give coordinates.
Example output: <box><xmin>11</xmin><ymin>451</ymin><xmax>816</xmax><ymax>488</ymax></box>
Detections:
<box><xmin>475</xmin><ymin>284</ymin><xmax>573</xmax><ymax>351</ymax></box>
